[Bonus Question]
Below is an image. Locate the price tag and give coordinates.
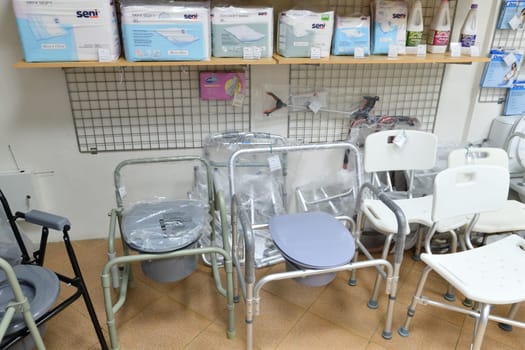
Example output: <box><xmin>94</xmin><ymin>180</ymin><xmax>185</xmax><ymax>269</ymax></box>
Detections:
<box><xmin>243</xmin><ymin>47</ymin><xmax>254</xmax><ymax>60</ymax></box>
<box><xmin>118</xmin><ymin>186</ymin><xmax>127</xmax><ymax>199</ymax></box>
<box><xmin>504</xmin><ymin>52</ymin><xmax>517</xmax><ymax>66</ymax></box>
<box><xmin>388</xmin><ymin>44</ymin><xmax>398</xmax><ymax>58</ymax></box>
<box><xmin>310</xmin><ymin>47</ymin><xmax>321</xmax><ymax>60</ymax></box>
<box><xmin>469</xmin><ymin>46</ymin><xmax>480</xmax><ymax>57</ymax></box>
<box><xmin>416</xmin><ymin>44</ymin><xmax>427</xmax><ymax>57</ymax></box>
<box><xmin>354</xmin><ymin>47</ymin><xmax>365</xmax><ymax>58</ymax></box>
<box><xmin>308</xmin><ymin>99</ymin><xmax>322</xmax><ymax>113</ymax></box>
<box><xmin>393</xmin><ymin>133</ymin><xmax>407</xmax><ymax>148</ymax></box>
<box><xmin>252</xmin><ymin>46</ymin><xmax>262</xmax><ymax>60</ymax></box>
<box><xmin>98</xmin><ymin>48</ymin><xmax>112</xmax><ymax>62</ymax></box>
<box><xmin>268</xmin><ymin>155</ymin><xmax>282</xmax><ymax>172</ymax></box>
<box><xmin>509</xmin><ymin>15</ymin><xmax>521</xmax><ymax>30</ymax></box>
<box><xmin>450</xmin><ymin>42</ymin><xmax>461</xmax><ymax>57</ymax></box>
<box><xmin>232</xmin><ymin>93</ymin><xmax>245</xmax><ymax>107</ymax></box>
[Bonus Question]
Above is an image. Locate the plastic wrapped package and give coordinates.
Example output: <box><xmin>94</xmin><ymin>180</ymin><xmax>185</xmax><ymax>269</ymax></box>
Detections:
<box><xmin>122</xmin><ymin>199</ymin><xmax>210</xmax><ymax>253</ymax></box>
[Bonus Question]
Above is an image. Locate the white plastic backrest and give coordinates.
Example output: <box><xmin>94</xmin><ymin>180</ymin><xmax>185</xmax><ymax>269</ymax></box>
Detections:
<box><xmin>364</xmin><ymin>130</ymin><xmax>438</xmax><ymax>172</ymax></box>
<box><xmin>432</xmin><ymin>165</ymin><xmax>509</xmax><ymax>222</ymax></box>
<box><xmin>448</xmin><ymin>147</ymin><xmax>509</xmax><ymax>169</ymax></box>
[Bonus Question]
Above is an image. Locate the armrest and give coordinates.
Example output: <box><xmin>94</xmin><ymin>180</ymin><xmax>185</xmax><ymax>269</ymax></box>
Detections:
<box><xmin>23</xmin><ymin>210</ymin><xmax>71</xmax><ymax>231</ymax></box>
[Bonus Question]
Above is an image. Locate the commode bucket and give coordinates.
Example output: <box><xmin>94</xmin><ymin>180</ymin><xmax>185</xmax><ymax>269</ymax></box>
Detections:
<box><xmin>284</xmin><ymin>260</ymin><xmax>336</xmax><ymax>287</ymax></box>
<box><xmin>121</xmin><ymin>200</ymin><xmax>208</xmax><ymax>283</ymax></box>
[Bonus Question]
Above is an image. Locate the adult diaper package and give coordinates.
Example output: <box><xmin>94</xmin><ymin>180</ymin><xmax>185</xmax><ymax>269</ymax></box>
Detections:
<box><xmin>211</xmin><ymin>7</ymin><xmax>273</xmax><ymax>58</ymax></box>
<box><xmin>371</xmin><ymin>0</ymin><xmax>408</xmax><ymax>55</ymax></box>
<box><xmin>199</xmin><ymin>72</ymin><xmax>246</xmax><ymax>100</ymax></box>
<box><xmin>12</xmin><ymin>0</ymin><xmax>120</xmax><ymax>62</ymax></box>
<box><xmin>480</xmin><ymin>49</ymin><xmax>523</xmax><ymax>88</ymax></box>
<box><xmin>278</xmin><ymin>10</ymin><xmax>335</xmax><ymax>58</ymax></box>
<box><xmin>504</xmin><ymin>81</ymin><xmax>525</xmax><ymax>116</ymax></box>
<box><xmin>332</xmin><ymin>16</ymin><xmax>370</xmax><ymax>56</ymax></box>
<box><xmin>497</xmin><ymin>0</ymin><xmax>525</xmax><ymax>30</ymax></box>
<box><xmin>120</xmin><ymin>0</ymin><xmax>210</xmax><ymax>61</ymax></box>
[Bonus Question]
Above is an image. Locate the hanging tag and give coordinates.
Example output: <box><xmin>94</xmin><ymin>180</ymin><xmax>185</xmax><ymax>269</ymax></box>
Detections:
<box><xmin>416</xmin><ymin>44</ymin><xmax>427</xmax><ymax>57</ymax></box>
<box><xmin>98</xmin><ymin>48</ymin><xmax>112</xmax><ymax>62</ymax></box>
<box><xmin>509</xmin><ymin>15</ymin><xmax>521</xmax><ymax>30</ymax></box>
<box><xmin>308</xmin><ymin>99</ymin><xmax>322</xmax><ymax>113</ymax></box>
<box><xmin>310</xmin><ymin>47</ymin><xmax>321</xmax><ymax>60</ymax></box>
<box><xmin>388</xmin><ymin>44</ymin><xmax>398</xmax><ymax>58</ymax></box>
<box><xmin>469</xmin><ymin>46</ymin><xmax>480</xmax><ymax>57</ymax></box>
<box><xmin>268</xmin><ymin>155</ymin><xmax>282</xmax><ymax>172</ymax></box>
<box><xmin>354</xmin><ymin>47</ymin><xmax>365</xmax><ymax>58</ymax></box>
<box><xmin>232</xmin><ymin>93</ymin><xmax>245</xmax><ymax>107</ymax></box>
<box><xmin>393</xmin><ymin>133</ymin><xmax>407</xmax><ymax>148</ymax></box>
<box><xmin>118</xmin><ymin>186</ymin><xmax>127</xmax><ymax>199</ymax></box>
<box><xmin>450</xmin><ymin>42</ymin><xmax>461</xmax><ymax>57</ymax></box>
<box><xmin>252</xmin><ymin>46</ymin><xmax>262</xmax><ymax>60</ymax></box>
<box><xmin>504</xmin><ymin>52</ymin><xmax>517</xmax><ymax>66</ymax></box>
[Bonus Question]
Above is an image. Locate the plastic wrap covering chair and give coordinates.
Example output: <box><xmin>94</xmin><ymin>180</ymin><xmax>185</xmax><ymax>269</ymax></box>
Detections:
<box><xmin>102</xmin><ymin>156</ymin><xmax>234</xmax><ymax>350</ymax></box>
<box><xmin>229</xmin><ymin>142</ymin><xmax>409</xmax><ymax>350</ymax></box>
<box><xmin>397</xmin><ymin>165</ymin><xmax>525</xmax><ymax>350</ymax></box>
<box><xmin>354</xmin><ymin>129</ymin><xmax>463</xmax><ymax>306</ymax></box>
<box><xmin>201</xmin><ymin>131</ymin><xmax>288</xmax><ymax>269</ymax></box>
<box><xmin>0</xmin><ymin>190</ymin><xmax>108</xmax><ymax>349</ymax></box>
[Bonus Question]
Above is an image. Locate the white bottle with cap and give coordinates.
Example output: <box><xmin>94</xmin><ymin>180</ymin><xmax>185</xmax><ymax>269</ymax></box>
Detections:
<box><xmin>460</xmin><ymin>3</ymin><xmax>478</xmax><ymax>54</ymax></box>
<box><xmin>427</xmin><ymin>0</ymin><xmax>451</xmax><ymax>54</ymax></box>
<box><xmin>406</xmin><ymin>0</ymin><xmax>424</xmax><ymax>54</ymax></box>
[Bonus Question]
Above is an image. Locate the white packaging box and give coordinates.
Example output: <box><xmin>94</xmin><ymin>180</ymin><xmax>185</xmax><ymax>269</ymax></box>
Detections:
<box><xmin>13</xmin><ymin>0</ymin><xmax>121</xmax><ymax>62</ymax></box>
<box><xmin>120</xmin><ymin>1</ymin><xmax>211</xmax><ymax>61</ymax></box>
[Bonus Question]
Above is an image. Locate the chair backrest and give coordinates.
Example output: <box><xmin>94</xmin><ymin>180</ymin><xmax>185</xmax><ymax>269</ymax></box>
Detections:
<box><xmin>432</xmin><ymin>165</ymin><xmax>509</xmax><ymax>223</ymax></box>
<box><xmin>364</xmin><ymin>130</ymin><xmax>438</xmax><ymax>173</ymax></box>
<box><xmin>448</xmin><ymin>147</ymin><xmax>509</xmax><ymax>169</ymax></box>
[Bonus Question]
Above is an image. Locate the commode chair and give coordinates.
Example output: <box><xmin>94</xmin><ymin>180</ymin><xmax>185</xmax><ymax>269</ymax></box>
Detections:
<box><xmin>201</xmin><ymin>131</ymin><xmax>288</xmax><ymax>269</ymax></box>
<box><xmin>0</xmin><ymin>190</ymin><xmax>108</xmax><ymax>349</ymax></box>
<box><xmin>398</xmin><ymin>164</ymin><xmax>525</xmax><ymax>350</ymax></box>
<box><xmin>354</xmin><ymin>129</ymin><xmax>464</xmax><ymax>306</ymax></box>
<box><xmin>102</xmin><ymin>156</ymin><xmax>234</xmax><ymax>350</ymax></box>
<box><xmin>229</xmin><ymin>142</ymin><xmax>408</xmax><ymax>350</ymax></box>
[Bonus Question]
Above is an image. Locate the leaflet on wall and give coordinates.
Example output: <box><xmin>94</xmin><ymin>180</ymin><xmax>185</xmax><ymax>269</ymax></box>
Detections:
<box><xmin>480</xmin><ymin>49</ymin><xmax>523</xmax><ymax>88</ymax></box>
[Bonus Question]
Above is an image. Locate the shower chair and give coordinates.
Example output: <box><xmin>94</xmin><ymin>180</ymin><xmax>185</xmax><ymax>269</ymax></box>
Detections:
<box><xmin>102</xmin><ymin>156</ymin><xmax>234</xmax><ymax>350</ymax></box>
<box><xmin>0</xmin><ymin>189</ymin><xmax>108</xmax><ymax>349</ymax></box>
<box><xmin>228</xmin><ymin>142</ymin><xmax>408</xmax><ymax>350</ymax></box>
<box><xmin>398</xmin><ymin>164</ymin><xmax>525</xmax><ymax>350</ymax></box>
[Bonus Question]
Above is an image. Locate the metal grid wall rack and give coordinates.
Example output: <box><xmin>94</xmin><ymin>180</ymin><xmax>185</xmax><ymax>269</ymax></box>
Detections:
<box><xmin>288</xmin><ymin>63</ymin><xmax>445</xmax><ymax>143</ymax></box>
<box><xmin>479</xmin><ymin>23</ymin><xmax>525</xmax><ymax>103</ymax></box>
<box><xmin>65</xmin><ymin>66</ymin><xmax>250</xmax><ymax>153</ymax></box>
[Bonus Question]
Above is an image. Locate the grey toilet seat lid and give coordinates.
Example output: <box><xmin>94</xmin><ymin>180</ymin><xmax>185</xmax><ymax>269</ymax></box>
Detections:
<box><xmin>270</xmin><ymin>212</ymin><xmax>355</xmax><ymax>269</ymax></box>
<box><xmin>0</xmin><ymin>264</ymin><xmax>60</xmax><ymax>335</ymax></box>
<box><xmin>122</xmin><ymin>200</ymin><xmax>208</xmax><ymax>253</ymax></box>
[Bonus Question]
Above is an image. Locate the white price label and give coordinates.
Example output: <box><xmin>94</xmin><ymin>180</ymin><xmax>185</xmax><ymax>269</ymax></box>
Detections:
<box><xmin>509</xmin><ymin>15</ymin><xmax>521</xmax><ymax>30</ymax></box>
<box><xmin>118</xmin><ymin>186</ymin><xmax>127</xmax><ymax>199</ymax></box>
<box><xmin>469</xmin><ymin>46</ymin><xmax>480</xmax><ymax>57</ymax></box>
<box><xmin>416</xmin><ymin>44</ymin><xmax>427</xmax><ymax>57</ymax></box>
<box><xmin>354</xmin><ymin>47</ymin><xmax>365</xmax><ymax>58</ymax></box>
<box><xmin>98</xmin><ymin>48</ymin><xmax>112</xmax><ymax>62</ymax></box>
<box><xmin>308</xmin><ymin>99</ymin><xmax>322</xmax><ymax>113</ymax></box>
<box><xmin>232</xmin><ymin>93</ymin><xmax>245</xmax><ymax>107</ymax></box>
<box><xmin>504</xmin><ymin>52</ymin><xmax>517</xmax><ymax>66</ymax></box>
<box><xmin>388</xmin><ymin>44</ymin><xmax>398</xmax><ymax>58</ymax></box>
<box><xmin>450</xmin><ymin>42</ymin><xmax>461</xmax><ymax>57</ymax></box>
<box><xmin>243</xmin><ymin>47</ymin><xmax>254</xmax><ymax>60</ymax></box>
<box><xmin>310</xmin><ymin>47</ymin><xmax>321</xmax><ymax>60</ymax></box>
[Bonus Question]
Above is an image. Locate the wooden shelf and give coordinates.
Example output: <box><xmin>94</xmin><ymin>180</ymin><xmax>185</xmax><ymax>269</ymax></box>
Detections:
<box><xmin>273</xmin><ymin>53</ymin><xmax>490</xmax><ymax>65</ymax></box>
<box><xmin>13</xmin><ymin>56</ymin><xmax>277</xmax><ymax>69</ymax></box>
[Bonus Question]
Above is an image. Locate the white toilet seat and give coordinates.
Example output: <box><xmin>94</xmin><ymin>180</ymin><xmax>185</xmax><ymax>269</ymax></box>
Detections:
<box><xmin>0</xmin><ymin>264</ymin><xmax>60</xmax><ymax>335</ymax></box>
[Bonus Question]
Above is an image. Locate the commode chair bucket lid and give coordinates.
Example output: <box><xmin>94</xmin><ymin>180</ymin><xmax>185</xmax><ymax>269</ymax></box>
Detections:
<box><xmin>0</xmin><ymin>264</ymin><xmax>60</xmax><ymax>335</ymax></box>
<box><xmin>122</xmin><ymin>200</ymin><xmax>208</xmax><ymax>253</ymax></box>
<box><xmin>269</xmin><ymin>212</ymin><xmax>355</xmax><ymax>269</ymax></box>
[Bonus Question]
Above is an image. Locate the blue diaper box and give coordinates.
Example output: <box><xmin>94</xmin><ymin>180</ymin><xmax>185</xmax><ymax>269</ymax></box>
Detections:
<box><xmin>480</xmin><ymin>49</ymin><xmax>523</xmax><ymax>88</ymax></box>
<box><xmin>504</xmin><ymin>81</ymin><xmax>525</xmax><ymax>116</ymax></box>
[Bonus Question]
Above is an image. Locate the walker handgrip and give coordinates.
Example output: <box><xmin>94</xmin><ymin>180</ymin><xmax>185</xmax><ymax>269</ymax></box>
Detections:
<box><xmin>24</xmin><ymin>210</ymin><xmax>71</xmax><ymax>231</ymax></box>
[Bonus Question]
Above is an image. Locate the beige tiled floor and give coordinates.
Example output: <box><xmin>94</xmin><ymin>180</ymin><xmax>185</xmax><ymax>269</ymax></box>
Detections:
<box><xmin>38</xmin><ymin>238</ymin><xmax>525</xmax><ymax>350</ymax></box>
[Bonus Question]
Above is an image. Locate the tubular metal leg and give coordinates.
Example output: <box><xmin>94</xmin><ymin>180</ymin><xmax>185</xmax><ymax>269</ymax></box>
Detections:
<box><xmin>444</xmin><ymin>230</ymin><xmax>458</xmax><ymax>302</ymax></box>
<box><xmin>412</xmin><ymin>225</ymin><xmax>425</xmax><ymax>261</ymax></box>
<box><xmin>499</xmin><ymin>303</ymin><xmax>520</xmax><ymax>331</ymax></box>
<box><xmin>471</xmin><ymin>303</ymin><xmax>491</xmax><ymax>350</ymax></box>
<box><xmin>349</xmin><ymin>213</ymin><xmax>365</xmax><ymax>286</ymax></box>
<box><xmin>368</xmin><ymin>233</ymin><xmax>394</xmax><ymax>309</ymax></box>
<box><xmin>398</xmin><ymin>265</ymin><xmax>433</xmax><ymax>336</ymax></box>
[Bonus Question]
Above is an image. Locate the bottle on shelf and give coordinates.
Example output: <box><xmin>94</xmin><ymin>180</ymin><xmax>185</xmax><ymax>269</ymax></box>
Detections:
<box><xmin>427</xmin><ymin>0</ymin><xmax>451</xmax><ymax>54</ymax></box>
<box><xmin>460</xmin><ymin>3</ymin><xmax>478</xmax><ymax>54</ymax></box>
<box><xmin>406</xmin><ymin>0</ymin><xmax>424</xmax><ymax>54</ymax></box>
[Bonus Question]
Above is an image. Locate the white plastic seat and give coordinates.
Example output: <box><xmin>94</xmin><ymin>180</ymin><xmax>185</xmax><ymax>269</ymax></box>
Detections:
<box><xmin>355</xmin><ymin>129</ymin><xmax>464</xmax><ymax>306</ymax></box>
<box><xmin>398</xmin><ymin>164</ymin><xmax>519</xmax><ymax>350</ymax></box>
<box><xmin>447</xmin><ymin>147</ymin><xmax>525</xmax><ymax>249</ymax></box>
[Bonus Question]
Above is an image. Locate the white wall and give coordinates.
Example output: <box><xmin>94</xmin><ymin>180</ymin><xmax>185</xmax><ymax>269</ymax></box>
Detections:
<box><xmin>0</xmin><ymin>0</ymin><xmax>503</xmax><ymax>240</ymax></box>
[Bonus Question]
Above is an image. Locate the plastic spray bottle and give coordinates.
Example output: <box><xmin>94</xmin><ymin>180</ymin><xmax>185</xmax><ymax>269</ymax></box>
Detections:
<box><xmin>406</xmin><ymin>0</ymin><xmax>424</xmax><ymax>48</ymax></box>
<box><xmin>427</xmin><ymin>0</ymin><xmax>451</xmax><ymax>54</ymax></box>
<box><xmin>460</xmin><ymin>3</ymin><xmax>478</xmax><ymax>52</ymax></box>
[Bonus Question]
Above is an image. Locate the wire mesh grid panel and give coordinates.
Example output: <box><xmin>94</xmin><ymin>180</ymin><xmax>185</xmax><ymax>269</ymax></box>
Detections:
<box><xmin>479</xmin><ymin>24</ymin><xmax>525</xmax><ymax>103</ymax></box>
<box><xmin>287</xmin><ymin>63</ymin><xmax>445</xmax><ymax>143</ymax></box>
<box><xmin>65</xmin><ymin>66</ymin><xmax>250</xmax><ymax>153</ymax></box>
